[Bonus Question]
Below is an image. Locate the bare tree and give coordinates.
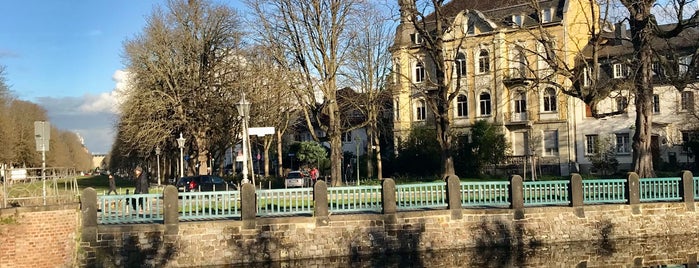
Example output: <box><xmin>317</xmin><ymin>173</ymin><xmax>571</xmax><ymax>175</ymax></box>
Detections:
<box><xmin>248</xmin><ymin>0</ymin><xmax>359</xmax><ymax>185</ymax></box>
<box><xmin>343</xmin><ymin>1</ymin><xmax>394</xmax><ymax>179</ymax></box>
<box><xmin>120</xmin><ymin>0</ymin><xmax>244</xmax><ymax>175</ymax></box>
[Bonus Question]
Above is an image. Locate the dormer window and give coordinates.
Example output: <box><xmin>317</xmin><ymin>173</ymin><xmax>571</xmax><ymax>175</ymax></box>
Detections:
<box><xmin>467</xmin><ymin>20</ymin><xmax>475</xmax><ymax>35</ymax></box>
<box><xmin>541</xmin><ymin>8</ymin><xmax>553</xmax><ymax>23</ymax></box>
<box><xmin>613</xmin><ymin>63</ymin><xmax>626</xmax><ymax>78</ymax></box>
<box><xmin>410</xmin><ymin>33</ymin><xmax>423</xmax><ymax>45</ymax></box>
<box><xmin>512</xmin><ymin>14</ymin><xmax>524</xmax><ymax>26</ymax></box>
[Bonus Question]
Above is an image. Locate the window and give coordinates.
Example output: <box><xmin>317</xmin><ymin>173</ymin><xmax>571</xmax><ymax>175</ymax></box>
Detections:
<box><xmin>512</xmin><ymin>14</ymin><xmax>524</xmax><ymax>26</ymax></box>
<box><xmin>652</xmin><ymin>94</ymin><xmax>660</xmax><ymax>114</ymax></box>
<box><xmin>541</xmin><ymin>8</ymin><xmax>553</xmax><ymax>23</ymax></box>
<box><xmin>394</xmin><ymin>98</ymin><xmax>400</xmax><ymax>120</ymax></box>
<box><xmin>682</xmin><ymin>131</ymin><xmax>692</xmax><ymax>152</ymax></box>
<box><xmin>543</xmin><ymin>88</ymin><xmax>557</xmax><ymax>112</ymax></box>
<box><xmin>679</xmin><ymin>55</ymin><xmax>692</xmax><ymax>76</ymax></box>
<box><xmin>652</xmin><ymin>62</ymin><xmax>664</xmax><ymax>77</ymax></box>
<box><xmin>393</xmin><ymin>61</ymin><xmax>401</xmax><ymax>84</ymax></box>
<box><xmin>583</xmin><ymin>67</ymin><xmax>591</xmax><ymax>87</ymax></box>
<box><xmin>414</xmin><ymin>61</ymin><xmax>425</xmax><ymax>83</ymax></box>
<box><xmin>681</xmin><ymin>91</ymin><xmax>694</xmax><ymax>111</ymax></box>
<box><xmin>479</xmin><ymin>92</ymin><xmax>492</xmax><ymax>116</ymax></box>
<box><xmin>512</xmin><ymin>48</ymin><xmax>527</xmax><ymax>78</ymax></box>
<box><xmin>456</xmin><ymin>94</ymin><xmax>468</xmax><ymax>117</ymax></box>
<box><xmin>613</xmin><ymin>63</ymin><xmax>626</xmax><ymax>78</ymax></box>
<box><xmin>478</xmin><ymin>49</ymin><xmax>490</xmax><ymax>74</ymax></box>
<box><xmin>342</xmin><ymin>132</ymin><xmax>352</xmax><ymax>143</ymax></box>
<box><xmin>410</xmin><ymin>32</ymin><xmax>422</xmax><ymax>45</ymax></box>
<box><xmin>616</xmin><ymin>96</ymin><xmax>628</xmax><ymax>112</ymax></box>
<box><xmin>513</xmin><ymin>91</ymin><xmax>526</xmax><ymax>113</ymax></box>
<box><xmin>455</xmin><ymin>53</ymin><xmax>467</xmax><ymax>76</ymax></box>
<box><xmin>543</xmin><ymin>130</ymin><xmax>558</xmax><ymax>156</ymax></box>
<box><xmin>586</xmin><ymin>135</ymin><xmax>598</xmax><ymax>155</ymax></box>
<box><xmin>616</xmin><ymin>133</ymin><xmax>630</xmax><ymax>154</ymax></box>
<box><xmin>416</xmin><ymin>99</ymin><xmax>426</xmax><ymax>121</ymax></box>
<box><xmin>467</xmin><ymin>20</ymin><xmax>475</xmax><ymax>35</ymax></box>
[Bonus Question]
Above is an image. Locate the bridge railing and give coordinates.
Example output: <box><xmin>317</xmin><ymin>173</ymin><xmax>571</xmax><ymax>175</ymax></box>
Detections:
<box><xmin>88</xmin><ymin>171</ymin><xmax>699</xmax><ymax>226</ymax></box>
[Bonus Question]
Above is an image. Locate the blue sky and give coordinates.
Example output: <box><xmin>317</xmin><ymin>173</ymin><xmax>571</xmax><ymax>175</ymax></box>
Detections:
<box><xmin>0</xmin><ymin>1</ymin><xmax>244</xmax><ymax>154</ymax></box>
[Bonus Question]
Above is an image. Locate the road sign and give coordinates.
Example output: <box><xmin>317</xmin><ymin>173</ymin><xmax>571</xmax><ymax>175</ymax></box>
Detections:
<box><xmin>248</xmin><ymin>127</ymin><xmax>275</xmax><ymax>136</ymax></box>
<box><xmin>34</xmin><ymin>121</ymin><xmax>50</xmax><ymax>151</ymax></box>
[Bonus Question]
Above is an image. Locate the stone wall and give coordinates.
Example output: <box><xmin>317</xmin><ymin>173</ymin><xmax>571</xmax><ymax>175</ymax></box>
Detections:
<box><xmin>0</xmin><ymin>204</ymin><xmax>80</xmax><ymax>268</ymax></box>
<box><xmin>84</xmin><ymin>201</ymin><xmax>699</xmax><ymax>267</ymax></box>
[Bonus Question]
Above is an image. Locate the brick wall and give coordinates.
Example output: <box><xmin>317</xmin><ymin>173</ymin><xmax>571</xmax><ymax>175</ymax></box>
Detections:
<box><xmin>0</xmin><ymin>204</ymin><xmax>80</xmax><ymax>268</ymax></box>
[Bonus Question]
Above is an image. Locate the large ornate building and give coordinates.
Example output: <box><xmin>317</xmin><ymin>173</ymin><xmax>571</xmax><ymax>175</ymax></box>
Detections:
<box><xmin>390</xmin><ymin>0</ymin><xmax>698</xmax><ymax>176</ymax></box>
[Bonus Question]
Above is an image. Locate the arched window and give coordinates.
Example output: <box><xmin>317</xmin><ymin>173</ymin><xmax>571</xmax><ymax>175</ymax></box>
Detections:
<box><xmin>416</xmin><ymin>99</ymin><xmax>426</xmax><ymax>120</ymax></box>
<box><xmin>478</xmin><ymin>49</ymin><xmax>490</xmax><ymax>73</ymax></box>
<box><xmin>456</xmin><ymin>94</ymin><xmax>468</xmax><ymax>117</ymax></box>
<box><xmin>479</xmin><ymin>92</ymin><xmax>491</xmax><ymax>116</ymax></box>
<box><xmin>543</xmin><ymin>88</ymin><xmax>557</xmax><ymax>112</ymax></box>
<box><xmin>513</xmin><ymin>47</ymin><xmax>527</xmax><ymax>78</ymax></box>
<box><xmin>414</xmin><ymin>61</ymin><xmax>425</xmax><ymax>83</ymax></box>
<box><xmin>455</xmin><ymin>52</ymin><xmax>467</xmax><ymax>76</ymax></box>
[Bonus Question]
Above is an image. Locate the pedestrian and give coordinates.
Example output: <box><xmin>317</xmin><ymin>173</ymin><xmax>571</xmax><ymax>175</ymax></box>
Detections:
<box><xmin>310</xmin><ymin>166</ymin><xmax>319</xmax><ymax>184</ymax></box>
<box><xmin>131</xmin><ymin>166</ymin><xmax>149</xmax><ymax>212</ymax></box>
<box><xmin>107</xmin><ymin>171</ymin><xmax>117</xmax><ymax>195</ymax></box>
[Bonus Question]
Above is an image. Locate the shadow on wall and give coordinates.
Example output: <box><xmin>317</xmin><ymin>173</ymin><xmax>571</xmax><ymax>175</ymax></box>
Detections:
<box><xmin>92</xmin><ymin>232</ymin><xmax>177</xmax><ymax>267</ymax></box>
<box><xmin>225</xmin><ymin>225</ymin><xmax>283</xmax><ymax>265</ymax></box>
<box><xmin>348</xmin><ymin>218</ymin><xmax>427</xmax><ymax>267</ymax></box>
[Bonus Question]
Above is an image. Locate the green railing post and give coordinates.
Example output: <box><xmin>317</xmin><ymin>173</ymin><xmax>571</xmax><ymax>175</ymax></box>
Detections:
<box><xmin>81</xmin><ymin>187</ymin><xmax>97</xmax><ymax>246</ymax></box>
<box><xmin>163</xmin><ymin>185</ymin><xmax>179</xmax><ymax>236</ymax></box>
<box><xmin>445</xmin><ymin>174</ymin><xmax>462</xmax><ymax>219</ymax></box>
<box><xmin>241</xmin><ymin>183</ymin><xmax>256</xmax><ymax>229</ymax></box>
<box><xmin>627</xmin><ymin>172</ymin><xmax>640</xmax><ymax>214</ymax></box>
<box><xmin>314</xmin><ymin>180</ymin><xmax>329</xmax><ymax>226</ymax></box>
<box><xmin>382</xmin><ymin>178</ymin><xmax>396</xmax><ymax>215</ymax></box>
<box><xmin>569</xmin><ymin>173</ymin><xmax>584</xmax><ymax>217</ymax></box>
<box><xmin>680</xmin><ymin>170</ymin><xmax>695</xmax><ymax>212</ymax></box>
<box><xmin>509</xmin><ymin>175</ymin><xmax>524</xmax><ymax>220</ymax></box>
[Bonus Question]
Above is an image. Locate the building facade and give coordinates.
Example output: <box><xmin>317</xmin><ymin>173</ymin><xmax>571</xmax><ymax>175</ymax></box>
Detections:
<box><xmin>390</xmin><ymin>0</ymin><xmax>597</xmax><ymax>176</ymax></box>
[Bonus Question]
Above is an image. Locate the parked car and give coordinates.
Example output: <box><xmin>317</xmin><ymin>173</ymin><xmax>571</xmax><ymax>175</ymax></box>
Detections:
<box><xmin>176</xmin><ymin>175</ymin><xmax>236</xmax><ymax>192</ymax></box>
<box><xmin>285</xmin><ymin>171</ymin><xmax>309</xmax><ymax>188</ymax></box>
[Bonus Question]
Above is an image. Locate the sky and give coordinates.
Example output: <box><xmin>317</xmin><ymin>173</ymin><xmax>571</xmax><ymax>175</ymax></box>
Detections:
<box><xmin>0</xmin><ymin>1</ymin><xmax>244</xmax><ymax>154</ymax></box>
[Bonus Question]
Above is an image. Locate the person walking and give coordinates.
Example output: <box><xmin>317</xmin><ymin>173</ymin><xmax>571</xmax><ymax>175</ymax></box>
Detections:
<box><xmin>310</xmin><ymin>166</ymin><xmax>319</xmax><ymax>185</ymax></box>
<box><xmin>107</xmin><ymin>171</ymin><xmax>117</xmax><ymax>195</ymax></box>
<box><xmin>131</xmin><ymin>166</ymin><xmax>149</xmax><ymax>212</ymax></box>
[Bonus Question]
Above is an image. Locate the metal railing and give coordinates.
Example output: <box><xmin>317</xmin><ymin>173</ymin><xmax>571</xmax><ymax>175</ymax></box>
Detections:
<box><xmin>640</xmin><ymin>177</ymin><xmax>682</xmax><ymax>202</ymax></box>
<box><xmin>180</xmin><ymin>191</ymin><xmax>240</xmax><ymax>221</ymax></box>
<box><xmin>523</xmin><ymin>180</ymin><xmax>570</xmax><ymax>206</ymax></box>
<box><xmin>328</xmin><ymin>185</ymin><xmax>382</xmax><ymax>213</ymax></box>
<box><xmin>257</xmin><ymin>188</ymin><xmax>314</xmax><ymax>217</ymax></box>
<box><xmin>460</xmin><ymin>181</ymin><xmax>510</xmax><ymax>207</ymax></box>
<box><xmin>396</xmin><ymin>182</ymin><xmax>447</xmax><ymax>210</ymax></box>
<box><xmin>98</xmin><ymin>193</ymin><xmax>163</xmax><ymax>224</ymax></box>
<box><xmin>582</xmin><ymin>179</ymin><xmax>627</xmax><ymax>204</ymax></box>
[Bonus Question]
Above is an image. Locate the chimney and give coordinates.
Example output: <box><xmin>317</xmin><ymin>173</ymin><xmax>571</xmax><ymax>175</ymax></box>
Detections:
<box><xmin>614</xmin><ymin>22</ymin><xmax>628</xmax><ymax>40</ymax></box>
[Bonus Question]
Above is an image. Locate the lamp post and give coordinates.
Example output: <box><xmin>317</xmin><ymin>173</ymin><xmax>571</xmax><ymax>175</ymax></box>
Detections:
<box><xmin>177</xmin><ymin>133</ymin><xmax>186</xmax><ymax>179</ymax></box>
<box><xmin>356</xmin><ymin>135</ymin><xmax>360</xmax><ymax>186</ymax></box>
<box><xmin>155</xmin><ymin>145</ymin><xmax>161</xmax><ymax>185</ymax></box>
<box><xmin>236</xmin><ymin>93</ymin><xmax>251</xmax><ymax>184</ymax></box>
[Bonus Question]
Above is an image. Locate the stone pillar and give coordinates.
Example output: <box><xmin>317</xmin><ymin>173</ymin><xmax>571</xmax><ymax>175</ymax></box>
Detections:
<box><xmin>314</xmin><ymin>180</ymin><xmax>329</xmax><ymax>226</ymax></box>
<box><xmin>163</xmin><ymin>185</ymin><xmax>179</xmax><ymax>237</ymax></box>
<box><xmin>81</xmin><ymin>187</ymin><xmax>97</xmax><ymax>242</ymax></box>
<box><xmin>382</xmin><ymin>178</ymin><xmax>397</xmax><ymax>215</ymax></box>
<box><xmin>680</xmin><ymin>170</ymin><xmax>695</xmax><ymax>212</ymax></box>
<box><xmin>626</xmin><ymin>172</ymin><xmax>640</xmax><ymax>215</ymax></box>
<box><xmin>569</xmin><ymin>173</ymin><xmax>585</xmax><ymax>218</ymax></box>
<box><xmin>509</xmin><ymin>175</ymin><xmax>524</xmax><ymax>220</ymax></box>
<box><xmin>445</xmin><ymin>174</ymin><xmax>462</xmax><ymax>220</ymax></box>
<box><xmin>241</xmin><ymin>183</ymin><xmax>257</xmax><ymax>229</ymax></box>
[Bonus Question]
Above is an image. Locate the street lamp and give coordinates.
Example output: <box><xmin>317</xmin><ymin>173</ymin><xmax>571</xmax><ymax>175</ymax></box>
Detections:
<box><xmin>177</xmin><ymin>133</ymin><xmax>186</xmax><ymax>179</ymax></box>
<box><xmin>236</xmin><ymin>93</ymin><xmax>251</xmax><ymax>184</ymax></box>
<box><xmin>155</xmin><ymin>145</ymin><xmax>161</xmax><ymax>185</ymax></box>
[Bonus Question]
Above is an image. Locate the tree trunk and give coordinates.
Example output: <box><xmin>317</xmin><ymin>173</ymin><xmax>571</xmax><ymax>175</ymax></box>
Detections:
<box><xmin>276</xmin><ymin>130</ymin><xmax>284</xmax><ymax>177</ymax></box>
<box><xmin>628</xmin><ymin>3</ymin><xmax>656</xmax><ymax>178</ymax></box>
<box><xmin>194</xmin><ymin>132</ymin><xmax>209</xmax><ymax>176</ymax></box>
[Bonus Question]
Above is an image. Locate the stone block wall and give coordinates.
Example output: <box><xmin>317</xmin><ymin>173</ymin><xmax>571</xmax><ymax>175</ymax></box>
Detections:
<box><xmin>0</xmin><ymin>204</ymin><xmax>80</xmax><ymax>268</ymax></box>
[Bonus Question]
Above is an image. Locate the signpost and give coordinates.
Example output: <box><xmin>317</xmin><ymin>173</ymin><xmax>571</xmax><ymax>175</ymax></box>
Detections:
<box><xmin>34</xmin><ymin>121</ymin><xmax>50</xmax><ymax>205</ymax></box>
